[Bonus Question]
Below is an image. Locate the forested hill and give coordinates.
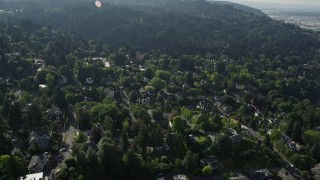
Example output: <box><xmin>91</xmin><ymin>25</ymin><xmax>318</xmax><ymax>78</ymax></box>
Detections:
<box><xmin>209</xmin><ymin>1</ymin><xmax>267</xmax><ymax>16</ymax></box>
<box><xmin>1</xmin><ymin>0</ymin><xmax>320</xmax><ymax>57</ymax></box>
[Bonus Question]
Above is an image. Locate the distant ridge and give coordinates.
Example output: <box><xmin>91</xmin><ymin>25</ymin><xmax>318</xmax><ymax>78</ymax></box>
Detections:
<box><xmin>209</xmin><ymin>0</ymin><xmax>267</xmax><ymax>16</ymax></box>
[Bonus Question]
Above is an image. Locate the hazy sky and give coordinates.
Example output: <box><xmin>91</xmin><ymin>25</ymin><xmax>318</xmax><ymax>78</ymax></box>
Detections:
<box><xmin>224</xmin><ymin>0</ymin><xmax>320</xmax><ymax>6</ymax></box>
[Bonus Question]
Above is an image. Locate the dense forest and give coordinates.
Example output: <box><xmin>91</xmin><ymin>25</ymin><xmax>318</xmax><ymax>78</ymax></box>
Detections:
<box><xmin>1</xmin><ymin>0</ymin><xmax>320</xmax><ymax>57</ymax></box>
<box><xmin>0</xmin><ymin>0</ymin><xmax>320</xmax><ymax>179</ymax></box>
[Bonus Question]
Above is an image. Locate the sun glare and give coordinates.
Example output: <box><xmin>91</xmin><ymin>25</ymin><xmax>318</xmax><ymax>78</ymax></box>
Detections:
<box><xmin>95</xmin><ymin>1</ymin><xmax>102</xmax><ymax>8</ymax></box>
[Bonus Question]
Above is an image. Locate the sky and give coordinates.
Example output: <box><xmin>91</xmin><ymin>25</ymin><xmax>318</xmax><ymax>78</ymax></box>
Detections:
<box><xmin>220</xmin><ymin>0</ymin><xmax>320</xmax><ymax>7</ymax></box>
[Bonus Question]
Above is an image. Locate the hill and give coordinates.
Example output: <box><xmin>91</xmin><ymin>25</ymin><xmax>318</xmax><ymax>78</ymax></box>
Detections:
<box><xmin>209</xmin><ymin>0</ymin><xmax>267</xmax><ymax>16</ymax></box>
<box><xmin>1</xmin><ymin>0</ymin><xmax>319</xmax><ymax>58</ymax></box>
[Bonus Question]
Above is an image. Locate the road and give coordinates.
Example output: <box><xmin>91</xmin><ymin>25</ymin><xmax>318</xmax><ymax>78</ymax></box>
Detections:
<box><xmin>52</xmin><ymin>108</ymin><xmax>79</xmax><ymax>176</ymax></box>
<box><xmin>273</xmin><ymin>148</ymin><xmax>303</xmax><ymax>179</ymax></box>
<box><xmin>207</xmin><ymin>96</ymin><xmax>303</xmax><ymax>178</ymax></box>
<box><xmin>241</xmin><ymin>125</ymin><xmax>263</xmax><ymax>140</ymax></box>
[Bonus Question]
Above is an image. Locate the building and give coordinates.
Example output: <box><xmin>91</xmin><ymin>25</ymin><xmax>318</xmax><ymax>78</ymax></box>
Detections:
<box><xmin>227</xmin><ymin>128</ymin><xmax>238</xmax><ymax>135</ymax></box>
<box><xmin>86</xmin><ymin>77</ymin><xmax>93</xmax><ymax>84</ymax></box>
<box><xmin>230</xmin><ymin>134</ymin><xmax>243</xmax><ymax>143</ymax></box>
<box><xmin>229</xmin><ymin>174</ymin><xmax>250</xmax><ymax>180</ymax></box>
<box><xmin>200</xmin><ymin>155</ymin><xmax>219</xmax><ymax>169</ymax></box>
<box><xmin>59</xmin><ymin>76</ymin><xmax>68</xmax><ymax>85</ymax></box>
<box><xmin>288</xmin><ymin>141</ymin><xmax>301</xmax><ymax>152</ymax></box>
<box><xmin>277</xmin><ymin>168</ymin><xmax>297</xmax><ymax>180</ymax></box>
<box><xmin>311</xmin><ymin>163</ymin><xmax>320</xmax><ymax>180</ymax></box>
<box><xmin>29</xmin><ymin>131</ymin><xmax>51</xmax><ymax>150</ymax></box>
<box><xmin>28</xmin><ymin>155</ymin><xmax>47</xmax><ymax>173</ymax></box>
<box><xmin>173</xmin><ymin>174</ymin><xmax>188</xmax><ymax>180</ymax></box>
<box><xmin>247</xmin><ymin>169</ymin><xmax>273</xmax><ymax>180</ymax></box>
<box><xmin>21</xmin><ymin>172</ymin><xmax>43</xmax><ymax>180</ymax></box>
<box><xmin>46</xmin><ymin>106</ymin><xmax>62</xmax><ymax>121</ymax></box>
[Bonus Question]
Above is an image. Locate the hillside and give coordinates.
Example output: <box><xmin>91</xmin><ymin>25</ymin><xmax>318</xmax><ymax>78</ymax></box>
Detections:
<box><xmin>1</xmin><ymin>0</ymin><xmax>319</xmax><ymax>58</ymax></box>
<box><xmin>209</xmin><ymin>0</ymin><xmax>267</xmax><ymax>16</ymax></box>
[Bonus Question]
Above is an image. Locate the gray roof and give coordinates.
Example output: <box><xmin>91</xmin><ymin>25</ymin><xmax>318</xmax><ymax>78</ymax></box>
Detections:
<box><xmin>277</xmin><ymin>168</ymin><xmax>297</xmax><ymax>180</ymax></box>
<box><xmin>28</xmin><ymin>155</ymin><xmax>46</xmax><ymax>173</ymax></box>
<box><xmin>29</xmin><ymin>131</ymin><xmax>51</xmax><ymax>150</ymax></box>
<box><xmin>200</xmin><ymin>155</ymin><xmax>219</xmax><ymax>168</ymax></box>
<box><xmin>311</xmin><ymin>165</ymin><xmax>320</xmax><ymax>175</ymax></box>
<box><xmin>230</xmin><ymin>134</ymin><xmax>243</xmax><ymax>143</ymax></box>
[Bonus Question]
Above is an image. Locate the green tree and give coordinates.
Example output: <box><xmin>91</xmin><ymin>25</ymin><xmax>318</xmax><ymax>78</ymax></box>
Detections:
<box><xmin>7</xmin><ymin>102</ymin><xmax>22</xmax><ymax>131</ymax></box>
<box><xmin>76</xmin><ymin>108</ymin><xmax>92</xmax><ymax>131</ymax></box>
<box><xmin>291</xmin><ymin>121</ymin><xmax>302</xmax><ymax>142</ymax></box>
<box><xmin>155</xmin><ymin>70</ymin><xmax>171</xmax><ymax>81</ymax></box>
<box><xmin>75</xmin><ymin>132</ymin><xmax>88</xmax><ymax>143</ymax></box>
<box><xmin>53</xmin><ymin>88</ymin><xmax>68</xmax><ymax>111</ymax></box>
<box><xmin>112</xmin><ymin>53</ymin><xmax>127</xmax><ymax>66</ymax></box>
<box><xmin>27</xmin><ymin>104</ymin><xmax>43</xmax><ymax>128</ymax></box>
<box><xmin>303</xmin><ymin>130</ymin><xmax>320</xmax><ymax>145</ymax></box>
<box><xmin>183</xmin><ymin>150</ymin><xmax>198</xmax><ymax>170</ymax></box>
<box><xmin>98</xmin><ymin>137</ymin><xmax>125</xmax><ymax>178</ymax></box>
<box><xmin>149</xmin><ymin>77</ymin><xmax>166</xmax><ymax>90</ymax></box>
<box><xmin>202</xmin><ymin>165</ymin><xmax>213</xmax><ymax>176</ymax></box>
<box><xmin>172</xmin><ymin>116</ymin><xmax>186</xmax><ymax>132</ymax></box>
<box><xmin>45</xmin><ymin>73</ymin><xmax>55</xmax><ymax>89</ymax></box>
<box><xmin>128</xmin><ymin>90</ymin><xmax>138</xmax><ymax>103</ymax></box>
<box><xmin>213</xmin><ymin>133</ymin><xmax>233</xmax><ymax>158</ymax></box>
<box><xmin>136</xmin><ymin>123</ymin><xmax>149</xmax><ymax>154</ymax></box>
<box><xmin>65</xmin><ymin>93</ymin><xmax>76</xmax><ymax>106</ymax></box>
<box><xmin>123</xmin><ymin>151</ymin><xmax>145</xmax><ymax>178</ymax></box>
<box><xmin>0</xmin><ymin>154</ymin><xmax>27</xmax><ymax>180</ymax></box>
<box><xmin>121</xmin><ymin>132</ymin><xmax>129</xmax><ymax>153</ymax></box>
<box><xmin>310</xmin><ymin>143</ymin><xmax>320</xmax><ymax>161</ymax></box>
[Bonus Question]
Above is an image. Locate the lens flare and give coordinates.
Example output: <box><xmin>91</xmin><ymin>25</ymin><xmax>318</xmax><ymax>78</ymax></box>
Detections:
<box><xmin>95</xmin><ymin>1</ymin><xmax>102</xmax><ymax>8</ymax></box>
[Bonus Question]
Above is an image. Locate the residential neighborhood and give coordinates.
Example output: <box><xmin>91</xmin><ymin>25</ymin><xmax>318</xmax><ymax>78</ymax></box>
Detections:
<box><xmin>0</xmin><ymin>0</ymin><xmax>320</xmax><ymax>179</ymax></box>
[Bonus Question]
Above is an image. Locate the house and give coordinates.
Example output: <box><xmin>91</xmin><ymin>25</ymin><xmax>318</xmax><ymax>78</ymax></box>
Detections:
<box><xmin>86</xmin><ymin>78</ymin><xmax>93</xmax><ymax>84</ymax></box>
<box><xmin>136</xmin><ymin>52</ymin><xmax>144</xmax><ymax>62</ymax></box>
<box><xmin>277</xmin><ymin>168</ymin><xmax>297</xmax><ymax>180</ymax></box>
<box><xmin>105</xmin><ymin>88</ymin><xmax>115</xmax><ymax>98</ymax></box>
<box><xmin>247</xmin><ymin>169</ymin><xmax>273</xmax><ymax>180</ymax></box>
<box><xmin>173</xmin><ymin>174</ymin><xmax>189</xmax><ymax>180</ymax></box>
<box><xmin>39</xmin><ymin>84</ymin><xmax>48</xmax><ymax>89</ymax></box>
<box><xmin>230</xmin><ymin>134</ymin><xmax>243</xmax><ymax>143</ymax></box>
<box><xmin>46</xmin><ymin>106</ymin><xmax>62</xmax><ymax>121</ymax></box>
<box><xmin>138</xmin><ymin>97</ymin><xmax>150</xmax><ymax>104</ymax></box>
<box><xmin>255</xmin><ymin>110</ymin><xmax>263</xmax><ymax>117</ymax></box>
<box><xmin>288</xmin><ymin>141</ymin><xmax>301</xmax><ymax>152</ymax></box>
<box><xmin>29</xmin><ymin>131</ymin><xmax>51</xmax><ymax>150</ymax></box>
<box><xmin>37</xmin><ymin>65</ymin><xmax>46</xmax><ymax>72</ymax></box>
<box><xmin>163</xmin><ymin>138</ymin><xmax>170</xmax><ymax>151</ymax></box>
<box><xmin>281</xmin><ymin>134</ymin><xmax>292</xmax><ymax>144</ymax></box>
<box><xmin>142</xmin><ymin>77</ymin><xmax>149</xmax><ymax>84</ymax></box>
<box><xmin>227</xmin><ymin>128</ymin><xmax>238</xmax><ymax>135</ymax></box>
<box><xmin>92</xmin><ymin>57</ymin><xmax>103</xmax><ymax>61</ymax></box>
<box><xmin>147</xmin><ymin>89</ymin><xmax>156</xmax><ymax>97</ymax></box>
<box><xmin>311</xmin><ymin>163</ymin><xmax>320</xmax><ymax>180</ymax></box>
<box><xmin>104</xmin><ymin>61</ymin><xmax>111</xmax><ymax>68</ymax></box>
<box><xmin>21</xmin><ymin>172</ymin><xmax>44</xmax><ymax>180</ymax></box>
<box><xmin>139</xmin><ymin>88</ymin><xmax>147</xmax><ymax>97</ymax></box>
<box><xmin>188</xmin><ymin>134</ymin><xmax>197</xmax><ymax>143</ymax></box>
<box><xmin>146</xmin><ymin>146</ymin><xmax>165</xmax><ymax>154</ymax></box>
<box><xmin>28</xmin><ymin>155</ymin><xmax>47</xmax><ymax>173</ymax></box>
<box><xmin>59</xmin><ymin>76</ymin><xmax>68</xmax><ymax>85</ymax></box>
<box><xmin>34</xmin><ymin>58</ymin><xmax>44</xmax><ymax>66</ymax></box>
<box><xmin>12</xmin><ymin>138</ymin><xmax>21</xmax><ymax>148</ymax></box>
<box><xmin>14</xmin><ymin>90</ymin><xmax>23</xmax><ymax>99</ymax></box>
<box><xmin>200</xmin><ymin>155</ymin><xmax>219</xmax><ymax>168</ymax></box>
<box><xmin>229</xmin><ymin>174</ymin><xmax>250</xmax><ymax>180</ymax></box>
